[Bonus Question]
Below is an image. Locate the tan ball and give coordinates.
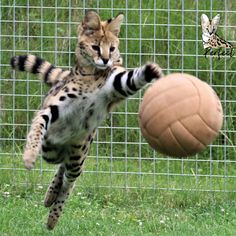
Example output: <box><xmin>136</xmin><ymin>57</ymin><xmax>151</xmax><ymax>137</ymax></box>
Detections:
<box><xmin>139</xmin><ymin>73</ymin><xmax>223</xmax><ymax>157</ymax></box>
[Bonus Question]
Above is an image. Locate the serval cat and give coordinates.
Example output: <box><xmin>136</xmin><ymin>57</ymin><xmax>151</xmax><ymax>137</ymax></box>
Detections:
<box><xmin>11</xmin><ymin>11</ymin><xmax>163</xmax><ymax>230</ymax></box>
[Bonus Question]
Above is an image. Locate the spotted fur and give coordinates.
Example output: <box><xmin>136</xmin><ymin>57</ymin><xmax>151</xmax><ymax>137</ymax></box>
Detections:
<box><xmin>11</xmin><ymin>11</ymin><xmax>163</xmax><ymax>230</ymax></box>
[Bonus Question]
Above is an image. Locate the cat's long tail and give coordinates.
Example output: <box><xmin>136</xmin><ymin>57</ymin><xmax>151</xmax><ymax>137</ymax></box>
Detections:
<box><xmin>10</xmin><ymin>54</ymin><xmax>71</xmax><ymax>86</ymax></box>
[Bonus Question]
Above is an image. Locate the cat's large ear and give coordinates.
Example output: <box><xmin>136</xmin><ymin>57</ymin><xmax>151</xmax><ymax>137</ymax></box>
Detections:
<box><xmin>201</xmin><ymin>14</ymin><xmax>210</xmax><ymax>28</ymax></box>
<box><xmin>107</xmin><ymin>13</ymin><xmax>124</xmax><ymax>36</ymax></box>
<box><xmin>81</xmin><ymin>11</ymin><xmax>101</xmax><ymax>35</ymax></box>
<box><xmin>211</xmin><ymin>14</ymin><xmax>220</xmax><ymax>28</ymax></box>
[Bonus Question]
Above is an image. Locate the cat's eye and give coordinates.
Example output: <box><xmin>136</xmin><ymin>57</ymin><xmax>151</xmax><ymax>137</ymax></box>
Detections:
<box><xmin>110</xmin><ymin>46</ymin><xmax>116</xmax><ymax>52</ymax></box>
<box><xmin>92</xmin><ymin>45</ymin><xmax>100</xmax><ymax>52</ymax></box>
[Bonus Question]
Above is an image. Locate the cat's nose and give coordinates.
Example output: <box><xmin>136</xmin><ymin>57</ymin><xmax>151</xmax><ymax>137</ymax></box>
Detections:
<box><xmin>102</xmin><ymin>58</ymin><xmax>109</xmax><ymax>64</ymax></box>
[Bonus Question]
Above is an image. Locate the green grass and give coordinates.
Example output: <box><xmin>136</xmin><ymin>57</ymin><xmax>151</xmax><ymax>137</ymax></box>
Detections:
<box><xmin>1</xmin><ymin>185</ymin><xmax>236</xmax><ymax>236</ymax></box>
<box><xmin>0</xmin><ymin>0</ymin><xmax>236</xmax><ymax>235</ymax></box>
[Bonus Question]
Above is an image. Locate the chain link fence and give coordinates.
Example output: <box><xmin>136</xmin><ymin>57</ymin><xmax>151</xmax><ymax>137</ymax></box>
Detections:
<box><xmin>0</xmin><ymin>0</ymin><xmax>235</xmax><ymax>192</ymax></box>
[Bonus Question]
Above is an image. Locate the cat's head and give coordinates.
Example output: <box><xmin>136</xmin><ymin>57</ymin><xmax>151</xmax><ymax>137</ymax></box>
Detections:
<box><xmin>201</xmin><ymin>14</ymin><xmax>220</xmax><ymax>36</ymax></box>
<box><xmin>76</xmin><ymin>11</ymin><xmax>124</xmax><ymax>69</ymax></box>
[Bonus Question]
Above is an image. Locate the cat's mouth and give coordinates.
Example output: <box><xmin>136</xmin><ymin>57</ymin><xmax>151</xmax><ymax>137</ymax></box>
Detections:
<box><xmin>94</xmin><ymin>59</ymin><xmax>112</xmax><ymax>70</ymax></box>
<box><xmin>96</xmin><ymin>65</ymin><xmax>109</xmax><ymax>70</ymax></box>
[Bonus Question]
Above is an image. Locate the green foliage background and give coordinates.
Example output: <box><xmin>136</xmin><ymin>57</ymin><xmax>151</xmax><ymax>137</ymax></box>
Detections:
<box><xmin>0</xmin><ymin>0</ymin><xmax>235</xmax><ymax>197</ymax></box>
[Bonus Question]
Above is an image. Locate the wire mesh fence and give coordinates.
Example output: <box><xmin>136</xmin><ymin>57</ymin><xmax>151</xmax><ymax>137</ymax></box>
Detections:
<box><xmin>0</xmin><ymin>0</ymin><xmax>235</xmax><ymax>192</ymax></box>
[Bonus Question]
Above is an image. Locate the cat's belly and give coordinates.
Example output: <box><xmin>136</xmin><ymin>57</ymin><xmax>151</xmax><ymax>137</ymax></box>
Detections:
<box><xmin>45</xmin><ymin>103</ymin><xmax>108</xmax><ymax>145</ymax></box>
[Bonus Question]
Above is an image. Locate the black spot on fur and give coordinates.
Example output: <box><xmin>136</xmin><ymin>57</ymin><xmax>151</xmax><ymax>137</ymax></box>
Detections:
<box><xmin>80</xmin><ymin>159</ymin><xmax>85</xmax><ymax>166</ymax></box>
<box><xmin>70</xmin><ymin>165</ymin><xmax>82</xmax><ymax>173</ymax></box>
<box><xmin>44</xmin><ymin>65</ymin><xmax>56</xmax><ymax>83</ymax></box>
<box><xmin>17</xmin><ymin>55</ymin><xmax>28</xmax><ymax>71</ymax></box>
<box><xmin>72</xmin><ymin>144</ymin><xmax>82</xmax><ymax>149</ymax></box>
<box><xmin>89</xmin><ymin>109</ymin><xmax>94</xmax><ymax>116</ymax></box>
<box><xmin>90</xmin><ymin>138</ymin><xmax>94</xmax><ymax>144</ymax></box>
<box><xmin>66</xmin><ymin>171</ymin><xmax>82</xmax><ymax>178</ymax></box>
<box><xmin>126</xmin><ymin>70</ymin><xmax>138</xmax><ymax>91</ymax></box>
<box><xmin>50</xmin><ymin>105</ymin><xmax>59</xmax><ymax>123</ymax></box>
<box><xmin>67</xmin><ymin>93</ymin><xmax>77</xmax><ymax>99</ymax></box>
<box><xmin>63</xmin><ymin>87</ymin><xmax>69</xmax><ymax>93</ymax></box>
<box><xmin>42</xmin><ymin>115</ymin><xmax>49</xmax><ymax>129</ymax></box>
<box><xmin>144</xmin><ymin>65</ymin><xmax>160</xmax><ymax>82</ymax></box>
<box><xmin>42</xmin><ymin>145</ymin><xmax>53</xmax><ymax>152</ymax></box>
<box><xmin>65</xmin><ymin>163</ymin><xmax>76</xmax><ymax>170</ymax></box>
<box><xmin>70</xmin><ymin>155</ymin><xmax>81</xmax><ymax>161</ymax></box>
<box><xmin>31</xmin><ymin>57</ymin><xmax>44</xmax><ymax>74</ymax></box>
<box><xmin>82</xmin><ymin>145</ymin><xmax>87</xmax><ymax>152</ymax></box>
<box><xmin>113</xmin><ymin>71</ymin><xmax>127</xmax><ymax>97</ymax></box>
<box><xmin>59</xmin><ymin>96</ymin><xmax>66</xmax><ymax>101</ymax></box>
<box><xmin>87</xmin><ymin>135</ymin><xmax>92</xmax><ymax>141</ymax></box>
<box><xmin>84</xmin><ymin>122</ymin><xmax>88</xmax><ymax>130</ymax></box>
<box><xmin>42</xmin><ymin>155</ymin><xmax>60</xmax><ymax>164</ymax></box>
<box><xmin>90</xmin><ymin>102</ymin><xmax>95</xmax><ymax>107</ymax></box>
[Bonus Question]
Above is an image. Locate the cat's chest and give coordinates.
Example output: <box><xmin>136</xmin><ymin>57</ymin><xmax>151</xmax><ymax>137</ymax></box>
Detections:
<box><xmin>202</xmin><ymin>34</ymin><xmax>210</xmax><ymax>43</ymax></box>
<box><xmin>43</xmin><ymin>80</ymin><xmax>109</xmax><ymax>144</ymax></box>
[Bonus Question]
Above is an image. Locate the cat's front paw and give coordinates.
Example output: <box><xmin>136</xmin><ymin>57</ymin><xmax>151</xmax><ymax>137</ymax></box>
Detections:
<box><xmin>144</xmin><ymin>63</ymin><xmax>164</xmax><ymax>82</ymax></box>
<box><xmin>23</xmin><ymin>149</ymin><xmax>36</xmax><ymax>170</ymax></box>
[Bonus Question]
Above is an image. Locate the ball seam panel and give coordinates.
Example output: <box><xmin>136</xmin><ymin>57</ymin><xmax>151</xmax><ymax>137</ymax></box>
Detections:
<box><xmin>144</xmin><ymin>95</ymin><xmax>199</xmax><ymax>136</ymax></box>
<box><xmin>141</xmin><ymin>82</ymin><xmax>190</xmax><ymax>110</ymax></box>
<box><xmin>187</xmin><ymin>77</ymin><xmax>221</xmax><ymax>133</ymax></box>
<box><xmin>167</xmin><ymin>126</ymin><xmax>188</xmax><ymax>156</ymax></box>
<box><xmin>198</xmin><ymin>113</ymin><xmax>220</xmax><ymax>134</ymax></box>
<box><xmin>178</xmin><ymin>119</ymin><xmax>207</xmax><ymax>147</ymax></box>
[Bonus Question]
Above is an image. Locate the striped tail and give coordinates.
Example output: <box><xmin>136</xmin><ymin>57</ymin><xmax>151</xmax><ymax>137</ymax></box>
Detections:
<box><xmin>10</xmin><ymin>54</ymin><xmax>71</xmax><ymax>86</ymax></box>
